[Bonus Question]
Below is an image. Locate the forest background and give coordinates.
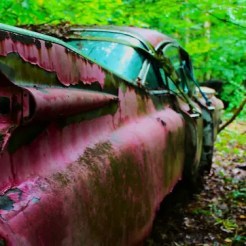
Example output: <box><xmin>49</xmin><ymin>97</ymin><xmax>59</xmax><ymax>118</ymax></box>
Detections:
<box><xmin>0</xmin><ymin>0</ymin><xmax>245</xmax><ymax>115</ymax></box>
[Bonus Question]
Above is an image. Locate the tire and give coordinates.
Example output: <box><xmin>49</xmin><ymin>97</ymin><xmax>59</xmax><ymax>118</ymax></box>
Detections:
<box><xmin>199</xmin><ymin>108</ymin><xmax>214</xmax><ymax>173</ymax></box>
<box><xmin>182</xmin><ymin>116</ymin><xmax>203</xmax><ymax>191</ymax></box>
<box><xmin>182</xmin><ymin>108</ymin><xmax>214</xmax><ymax>191</ymax></box>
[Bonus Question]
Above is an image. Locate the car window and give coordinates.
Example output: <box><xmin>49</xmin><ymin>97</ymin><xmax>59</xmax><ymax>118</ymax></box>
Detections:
<box><xmin>144</xmin><ymin>63</ymin><xmax>161</xmax><ymax>90</ymax></box>
<box><xmin>68</xmin><ymin>40</ymin><xmax>144</xmax><ymax>82</ymax></box>
<box><xmin>162</xmin><ymin>45</ymin><xmax>192</xmax><ymax>94</ymax></box>
<box><xmin>163</xmin><ymin>46</ymin><xmax>181</xmax><ymax>70</ymax></box>
<box><xmin>159</xmin><ymin>68</ymin><xmax>179</xmax><ymax>93</ymax></box>
<box><xmin>71</xmin><ymin>31</ymin><xmax>146</xmax><ymax>49</ymax></box>
<box><xmin>179</xmin><ymin>48</ymin><xmax>196</xmax><ymax>95</ymax></box>
<box><xmin>162</xmin><ymin>45</ymin><xmax>197</xmax><ymax>96</ymax></box>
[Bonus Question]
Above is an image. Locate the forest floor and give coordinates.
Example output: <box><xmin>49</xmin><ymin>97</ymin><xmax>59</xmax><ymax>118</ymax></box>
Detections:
<box><xmin>145</xmin><ymin>121</ymin><xmax>246</xmax><ymax>246</ymax></box>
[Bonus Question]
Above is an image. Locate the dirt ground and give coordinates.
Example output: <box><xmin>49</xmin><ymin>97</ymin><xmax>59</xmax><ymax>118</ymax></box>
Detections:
<box><xmin>145</xmin><ymin>122</ymin><xmax>246</xmax><ymax>246</ymax></box>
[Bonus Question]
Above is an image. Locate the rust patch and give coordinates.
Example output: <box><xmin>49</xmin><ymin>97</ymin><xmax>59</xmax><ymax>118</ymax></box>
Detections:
<box><xmin>45</xmin><ymin>41</ymin><xmax>52</xmax><ymax>49</ymax></box>
<box><xmin>157</xmin><ymin>117</ymin><xmax>167</xmax><ymax>127</ymax></box>
<box><xmin>137</xmin><ymin>93</ymin><xmax>148</xmax><ymax>114</ymax></box>
<box><xmin>34</xmin><ymin>39</ymin><xmax>41</xmax><ymax>49</ymax></box>
<box><xmin>8</xmin><ymin>32</ymin><xmax>41</xmax><ymax>48</ymax></box>
<box><xmin>0</xmin><ymin>28</ymin><xmax>106</xmax><ymax>88</ymax></box>
<box><xmin>9</xmin><ymin>32</ymin><xmax>33</xmax><ymax>45</ymax></box>
<box><xmin>0</xmin><ymin>188</ymin><xmax>22</xmax><ymax>211</ymax></box>
<box><xmin>0</xmin><ymin>31</ymin><xmax>8</xmax><ymax>42</ymax></box>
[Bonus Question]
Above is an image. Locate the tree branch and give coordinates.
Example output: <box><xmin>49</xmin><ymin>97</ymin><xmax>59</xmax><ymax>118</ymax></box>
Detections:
<box><xmin>195</xmin><ymin>5</ymin><xmax>246</xmax><ymax>29</ymax></box>
<box><xmin>219</xmin><ymin>97</ymin><xmax>246</xmax><ymax>133</ymax></box>
<box><xmin>207</xmin><ymin>11</ymin><xmax>246</xmax><ymax>29</ymax></box>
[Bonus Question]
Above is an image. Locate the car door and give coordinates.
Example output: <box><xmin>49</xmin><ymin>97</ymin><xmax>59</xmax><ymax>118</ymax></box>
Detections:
<box><xmin>155</xmin><ymin>44</ymin><xmax>204</xmax><ymax>182</ymax></box>
<box><xmin>138</xmin><ymin>56</ymin><xmax>188</xmax><ymax>178</ymax></box>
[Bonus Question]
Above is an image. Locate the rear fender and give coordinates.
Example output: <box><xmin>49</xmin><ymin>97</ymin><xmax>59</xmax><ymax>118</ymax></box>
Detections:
<box><xmin>0</xmin><ymin>108</ymin><xmax>185</xmax><ymax>245</ymax></box>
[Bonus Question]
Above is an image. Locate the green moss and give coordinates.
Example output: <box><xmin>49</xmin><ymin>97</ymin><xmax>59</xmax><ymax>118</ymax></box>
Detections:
<box><xmin>52</xmin><ymin>172</ymin><xmax>71</xmax><ymax>187</ymax></box>
<box><xmin>76</xmin><ymin>141</ymin><xmax>152</xmax><ymax>244</ymax></box>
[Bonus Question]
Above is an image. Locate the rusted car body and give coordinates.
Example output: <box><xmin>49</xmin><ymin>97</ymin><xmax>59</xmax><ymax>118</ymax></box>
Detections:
<box><xmin>0</xmin><ymin>24</ymin><xmax>223</xmax><ymax>245</ymax></box>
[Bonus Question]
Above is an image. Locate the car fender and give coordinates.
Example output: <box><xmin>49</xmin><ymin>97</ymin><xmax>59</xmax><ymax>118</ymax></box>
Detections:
<box><xmin>0</xmin><ymin>105</ymin><xmax>185</xmax><ymax>245</ymax></box>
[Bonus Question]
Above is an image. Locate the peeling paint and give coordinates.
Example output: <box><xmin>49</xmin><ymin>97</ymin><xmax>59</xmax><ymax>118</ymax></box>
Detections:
<box><xmin>0</xmin><ymin>29</ymin><xmax>106</xmax><ymax>88</ymax></box>
<box><xmin>0</xmin><ymin>24</ymin><xmax>222</xmax><ymax>245</ymax></box>
<box><xmin>0</xmin><ymin>74</ymin><xmax>186</xmax><ymax>245</ymax></box>
<box><xmin>0</xmin><ymin>194</ymin><xmax>14</xmax><ymax>211</ymax></box>
<box><xmin>0</xmin><ymin>181</ymin><xmax>41</xmax><ymax>222</ymax></box>
<box><xmin>0</xmin><ymin>85</ymin><xmax>186</xmax><ymax>244</ymax></box>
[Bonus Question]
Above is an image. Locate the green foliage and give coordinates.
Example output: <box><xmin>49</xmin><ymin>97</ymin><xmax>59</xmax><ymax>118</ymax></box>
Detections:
<box><xmin>229</xmin><ymin>188</ymin><xmax>246</xmax><ymax>201</ymax></box>
<box><xmin>0</xmin><ymin>0</ymin><xmax>245</xmax><ymax>111</ymax></box>
<box><xmin>215</xmin><ymin>124</ymin><xmax>245</xmax><ymax>162</ymax></box>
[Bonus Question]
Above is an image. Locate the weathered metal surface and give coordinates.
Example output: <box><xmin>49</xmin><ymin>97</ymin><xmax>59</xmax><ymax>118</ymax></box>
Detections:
<box><xmin>0</xmin><ymin>84</ymin><xmax>118</xmax><ymax>151</ymax></box>
<box><xmin>123</xmin><ymin>26</ymin><xmax>175</xmax><ymax>49</ymax></box>
<box><xmin>0</xmin><ymin>24</ymin><xmax>222</xmax><ymax>245</ymax></box>
<box><xmin>0</xmin><ymin>84</ymin><xmax>186</xmax><ymax>245</ymax></box>
<box><xmin>23</xmin><ymin>87</ymin><xmax>118</xmax><ymax>123</ymax></box>
<box><xmin>0</xmin><ymin>85</ymin><xmax>23</xmax><ymax>152</ymax></box>
<box><xmin>0</xmin><ymin>24</ymin><xmax>105</xmax><ymax>88</ymax></box>
<box><xmin>0</xmin><ymin>24</ymin><xmax>185</xmax><ymax>245</ymax></box>
<box><xmin>70</xmin><ymin>26</ymin><xmax>175</xmax><ymax>51</ymax></box>
<box><xmin>196</xmin><ymin>93</ymin><xmax>224</xmax><ymax>139</ymax></box>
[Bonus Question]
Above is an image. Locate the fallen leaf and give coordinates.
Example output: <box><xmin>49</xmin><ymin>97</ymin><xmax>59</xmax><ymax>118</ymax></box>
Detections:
<box><xmin>224</xmin><ymin>238</ymin><xmax>232</xmax><ymax>243</ymax></box>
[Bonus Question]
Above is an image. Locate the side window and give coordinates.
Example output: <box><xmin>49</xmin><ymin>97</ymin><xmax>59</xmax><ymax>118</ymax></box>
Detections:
<box><xmin>163</xmin><ymin>46</ymin><xmax>180</xmax><ymax>70</ymax></box>
<box><xmin>162</xmin><ymin>45</ymin><xmax>189</xmax><ymax>93</ymax></box>
<box><xmin>159</xmin><ymin>68</ymin><xmax>178</xmax><ymax>93</ymax></box>
<box><xmin>68</xmin><ymin>40</ymin><xmax>144</xmax><ymax>82</ymax></box>
<box><xmin>141</xmin><ymin>61</ymin><xmax>167</xmax><ymax>90</ymax></box>
<box><xmin>144</xmin><ymin>63</ymin><xmax>160</xmax><ymax>90</ymax></box>
<box><xmin>167</xmin><ymin>76</ymin><xmax>179</xmax><ymax>93</ymax></box>
<box><xmin>179</xmin><ymin>48</ymin><xmax>196</xmax><ymax>95</ymax></box>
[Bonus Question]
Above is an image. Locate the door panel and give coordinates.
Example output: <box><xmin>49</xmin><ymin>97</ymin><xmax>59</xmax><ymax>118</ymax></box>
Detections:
<box><xmin>160</xmin><ymin>44</ymin><xmax>204</xmax><ymax>176</ymax></box>
<box><xmin>0</xmin><ymin>83</ymin><xmax>186</xmax><ymax>245</ymax></box>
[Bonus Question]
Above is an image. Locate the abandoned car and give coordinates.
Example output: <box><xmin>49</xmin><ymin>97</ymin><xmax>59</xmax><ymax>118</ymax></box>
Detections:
<box><xmin>0</xmin><ymin>24</ymin><xmax>223</xmax><ymax>245</ymax></box>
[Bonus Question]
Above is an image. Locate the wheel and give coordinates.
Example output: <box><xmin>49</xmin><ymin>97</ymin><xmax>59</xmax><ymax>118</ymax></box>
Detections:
<box><xmin>199</xmin><ymin>108</ymin><xmax>214</xmax><ymax>173</ymax></box>
<box><xmin>182</xmin><ymin>107</ymin><xmax>214</xmax><ymax>191</ymax></box>
<box><xmin>182</xmin><ymin>116</ymin><xmax>204</xmax><ymax>191</ymax></box>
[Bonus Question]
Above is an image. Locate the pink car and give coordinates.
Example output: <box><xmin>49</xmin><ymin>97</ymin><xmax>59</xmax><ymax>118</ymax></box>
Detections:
<box><xmin>0</xmin><ymin>24</ymin><xmax>223</xmax><ymax>245</ymax></box>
